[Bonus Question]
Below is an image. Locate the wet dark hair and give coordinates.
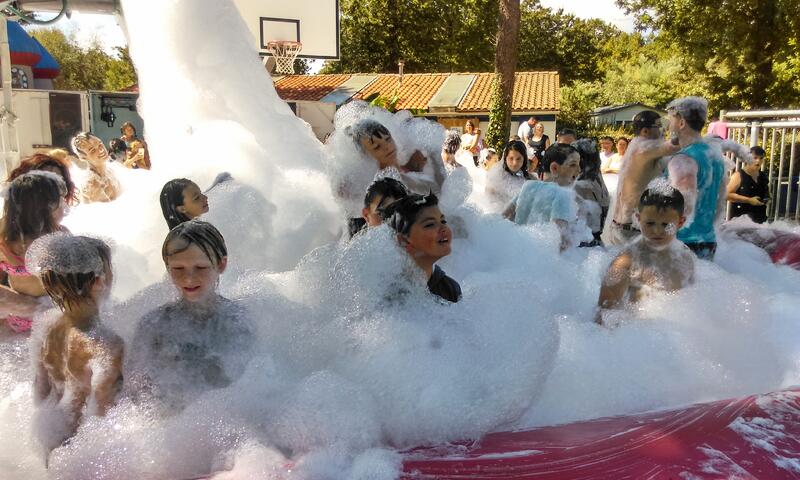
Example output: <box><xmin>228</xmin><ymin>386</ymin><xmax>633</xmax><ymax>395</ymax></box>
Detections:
<box><xmin>160</xmin><ymin>178</ymin><xmax>196</xmax><ymax>229</ymax></box>
<box><xmin>162</xmin><ymin>220</ymin><xmax>227</xmax><ymax>267</ymax></box>
<box><xmin>632</xmin><ymin>111</ymin><xmax>662</xmax><ymax>134</ymax></box>
<box><xmin>6</xmin><ymin>153</ymin><xmax>78</xmax><ymax>206</ymax></box>
<box><xmin>543</xmin><ymin>143</ymin><xmax>578</xmax><ymax>173</ymax></box>
<box><xmin>120</xmin><ymin>121</ymin><xmax>137</xmax><ymax>137</ymax></box>
<box><xmin>639</xmin><ymin>183</ymin><xmax>685</xmax><ymax>215</ymax></box>
<box><xmin>348</xmin><ymin>119</ymin><xmax>392</xmax><ymax>151</ymax></box>
<box><xmin>1</xmin><ymin>172</ymin><xmax>65</xmax><ymax>246</ymax></box>
<box><xmin>557</xmin><ymin>128</ymin><xmax>576</xmax><ymax>139</ymax></box>
<box><xmin>501</xmin><ymin>140</ymin><xmax>532</xmax><ymax>178</ymax></box>
<box><xmin>364</xmin><ymin>177</ymin><xmax>409</xmax><ymax>210</ymax></box>
<box><xmin>381</xmin><ymin>192</ymin><xmax>440</xmax><ymax>236</ymax></box>
<box><xmin>41</xmin><ymin>237</ymin><xmax>111</xmax><ymax>312</ymax></box>
<box><xmin>443</xmin><ymin>130</ymin><xmax>462</xmax><ymax>155</ymax></box>
<box><xmin>750</xmin><ymin>146</ymin><xmax>766</xmax><ymax>157</ymax></box>
<box><xmin>572</xmin><ymin>140</ymin><xmax>602</xmax><ymax>183</ymax></box>
<box><xmin>108</xmin><ymin>138</ymin><xmax>128</xmax><ymax>162</ymax></box>
<box><xmin>599</xmin><ymin>136</ymin><xmax>614</xmax><ymax>143</ymax></box>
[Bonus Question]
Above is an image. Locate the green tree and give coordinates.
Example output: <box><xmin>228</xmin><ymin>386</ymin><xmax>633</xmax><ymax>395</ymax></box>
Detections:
<box><xmin>486</xmin><ymin>0</ymin><xmax>521</xmax><ymax>151</ymax></box>
<box><xmin>517</xmin><ymin>1</ymin><xmax>619</xmax><ymax>84</ymax></box>
<box><xmin>28</xmin><ymin>28</ymin><xmax>137</xmax><ymax>91</ymax></box>
<box><xmin>617</xmin><ymin>0</ymin><xmax>800</xmax><ymax>109</ymax></box>
<box><xmin>322</xmin><ymin>0</ymin><xmax>497</xmax><ymax>73</ymax></box>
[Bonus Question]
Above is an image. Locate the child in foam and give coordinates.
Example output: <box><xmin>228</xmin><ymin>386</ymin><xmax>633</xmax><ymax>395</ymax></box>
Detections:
<box><xmin>71</xmin><ymin>132</ymin><xmax>122</xmax><ymax>203</ymax></box>
<box><xmin>382</xmin><ymin>193</ymin><xmax>462</xmax><ymax>303</ymax></box>
<box><xmin>160</xmin><ymin>178</ymin><xmax>210</xmax><ymax>229</ymax></box>
<box><xmin>28</xmin><ymin>234</ymin><xmax>123</xmax><ymax>454</ymax></box>
<box><xmin>357</xmin><ymin>177</ymin><xmax>410</xmax><ymax>235</ymax></box>
<box><xmin>573</xmin><ymin>139</ymin><xmax>609</xmax><ymax>245</ymax></box>
<box><xmin>0</xmin><ymin>172</ymin><xmax>70</xmax><ymax>332</ymax></box>
<box><xmin>504</xmin><ymin>144</ymin><xmax>593</xmax><ymax>251</ymax></box>
<box><xmin>125</xmin><ymin>220</ymin><xmax>254</xmax><ymax>411</ymax></box>
<box><xmin>6</xmin><ymin>153</ymin><xmax>80</xmax><ymax>206</ymax></box>
<box><xmin>596</xmin><ymin>180</ymin><xmax>695</xmax><ymax>325</ymax></box>
<box><xmin>485</xmin><ymin>140</ymin><xmax>534</xmax><ymax>207</ymax></box>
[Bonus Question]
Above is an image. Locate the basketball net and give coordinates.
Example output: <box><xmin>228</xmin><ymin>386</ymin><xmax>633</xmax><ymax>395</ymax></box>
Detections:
<box><xmin>266</xmin><ymin>40</ymin><xmax>303</xmax><ymax>74</ymax></box>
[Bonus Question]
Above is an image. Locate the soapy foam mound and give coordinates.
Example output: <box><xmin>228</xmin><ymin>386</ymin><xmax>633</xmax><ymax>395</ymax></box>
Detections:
<box><xmin>1</xmin><ymin>0</ymin><xmax>799</xmax><ymax>479</ymax></box>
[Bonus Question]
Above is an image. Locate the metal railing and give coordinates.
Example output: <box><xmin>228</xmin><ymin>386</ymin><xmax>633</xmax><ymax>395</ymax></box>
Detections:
<box><xmin>720</xmin><ymin>109</ymin><xmax>800</xmax><ymax>223</ymax></box>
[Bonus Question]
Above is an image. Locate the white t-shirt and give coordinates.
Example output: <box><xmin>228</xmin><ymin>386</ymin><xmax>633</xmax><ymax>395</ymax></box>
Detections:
<box><xmin>517</xmin><ymin>122</ymin><xmax>532</xmax><ymax>141</ymax></box>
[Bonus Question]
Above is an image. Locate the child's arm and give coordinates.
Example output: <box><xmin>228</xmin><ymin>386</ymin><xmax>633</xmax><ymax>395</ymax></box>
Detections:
<box><xmin>597</xmin><ymin>252</ymin><xmax>633</xmax><ymax>322</ymax></box>
<box><xmin>0</xmin><ymin>285</ymin><xmax>41</xmax><ymax>317</ymax></box>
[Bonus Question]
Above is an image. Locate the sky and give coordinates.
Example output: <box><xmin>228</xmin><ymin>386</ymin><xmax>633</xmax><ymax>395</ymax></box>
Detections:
<box><xmin>37</xmin><ymin>1</ymin><xmax>636</xmax><ymax>56</ymax></box>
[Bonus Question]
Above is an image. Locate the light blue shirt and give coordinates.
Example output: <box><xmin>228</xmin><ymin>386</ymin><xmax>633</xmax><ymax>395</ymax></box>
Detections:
<box><xmin>513</xmin><ymin>181</ymin><xmax>576</xmax><ymax>225</ymax></box>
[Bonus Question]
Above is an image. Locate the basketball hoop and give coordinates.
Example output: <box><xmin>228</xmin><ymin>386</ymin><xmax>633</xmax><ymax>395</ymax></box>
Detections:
<box><xmin>266</xmin><ymin>40</ymin><xmax>303</xmax><ymax>75</ymax></box>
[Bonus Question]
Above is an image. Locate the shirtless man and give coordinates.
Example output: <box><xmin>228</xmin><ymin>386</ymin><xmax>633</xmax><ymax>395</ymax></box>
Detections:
<box><xmin>608</xmin><ymin>111</ymin><xmax>680</xmax><ymax>245</ymax></box>
<box><xmin>71</xmin><ymin>132</ymin><xmax>121</xmax><ymax>203</ymax></box>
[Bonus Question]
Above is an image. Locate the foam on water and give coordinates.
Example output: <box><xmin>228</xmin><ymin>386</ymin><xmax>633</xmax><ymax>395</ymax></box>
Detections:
<box><xmin>1</xmin><ymin>0</ymin><xmax>800</xmax><ymax>478</ymax></box>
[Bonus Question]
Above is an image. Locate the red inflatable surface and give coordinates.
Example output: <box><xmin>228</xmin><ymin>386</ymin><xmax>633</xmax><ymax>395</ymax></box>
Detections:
<box><xmin>722</xmin><ymin>225</ymin><xmax>800</xmax><ymax>270</ymax></box>
<box><xmin>402</xmin><ymin>389</ymin><xmax>800</xmax><ymax>479</ymax></box>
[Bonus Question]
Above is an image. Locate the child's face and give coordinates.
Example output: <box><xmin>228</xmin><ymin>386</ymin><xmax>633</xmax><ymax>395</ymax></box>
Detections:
<box><xmin>505</xmin><ymin>150</ymin><xmax>525</xmax><ymax>173</ymax></box>
<box><xmin>551</xmin><ymin>152</ymin><xmax>581</xmax><ymax>185</ymax></box>
<box><xmin>362</xmin><ymin>195</ymin><xmax>398</xmax><ymax>227</ymax></box>
<box><xmin>165</xmin><ymin>242</ymin><xmax>226</xmax><ymax>303</ymax></box>
<box><xmin>403</xmin><ymin>206</ymin><xmax>452</xmax><ymax>261</ymax></box>
<box><xmin>179</xmin><ymin>183</ymin><xmax>209</xmax><ymax>219</ymax></box>
<box><xmin>599</xmin><ymin>139</ymin><xmax>613</xmax><ymax>153</ymax></box>
<box><xmin>79</xmin><ymin>137</ymin><xmax>109</xmax><ymax>166</ymax></box>
<box><xmin>637</xmin><ymin>205</ymin><xmax>685</xmax><ymax>249</ymax></box>
<box><xmin>484</xmin><ymin>153</ymin><xmax>498</xmax><ymax>170</ymax></box>
<box><xmin>360</xmin><ymin>133</ymin><xmax>398</xmax><ymax>169</ymax></box>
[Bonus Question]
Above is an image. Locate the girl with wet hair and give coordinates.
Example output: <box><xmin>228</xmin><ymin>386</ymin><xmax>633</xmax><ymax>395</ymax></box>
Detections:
<box><xmin>126</xmin><ymin>220</ymin><xmax>253</xmax><ymax>410</ymax></box>
<box><xmin>71</xmin><ymin>131</ymin><xmax>121</xmax><ymax>203</ymax></box>
<box><xmin>29</xmin><ymin>233</ymin><xmax>122</xmax><ymax>453</ymax></box>
<box><xmin>6</xmin><ymin>153</ymin><xmax>79</xmax><ymax>206</ymax></box>
<box><xmin>160</xmin><ymin>178</ymin><xmax>209</xmax><ymax>230</ymax></box>
<box><xmin>381</xmin><ymin>193</ymin><xmax>461</xmax><ymax>303</ymax></box>
<box><xmin>0</xmin><ymin>172</ymin><xmax>69</xmax><ymax>331</ymax></box>
<box><xmin>486</xmin><ymin>140</ymin><xmax>533</xmax><ymax>208</ymax></box>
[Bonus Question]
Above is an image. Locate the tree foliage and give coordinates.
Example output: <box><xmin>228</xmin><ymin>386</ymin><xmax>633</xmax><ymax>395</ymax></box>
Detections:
<box><xmin>323</xmin><ymin>0</ymin><xmax>496</xmax><ymax>73</ymax></box>
<box><xmin>28</xmin><ymin>28</ymin><xmax>137</xmax><ymax>91</ymax></box>
<box><xmin>617</xmin><ymin>0</ymin><xmax>800</xmax><ymax>109</ymax></box>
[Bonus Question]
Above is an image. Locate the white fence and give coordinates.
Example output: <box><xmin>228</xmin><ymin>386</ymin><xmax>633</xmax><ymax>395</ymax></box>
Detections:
<box><xmin>721</xmin><ymin>109</ymin><xmax>800</xmax><ymax>223</ymax></box>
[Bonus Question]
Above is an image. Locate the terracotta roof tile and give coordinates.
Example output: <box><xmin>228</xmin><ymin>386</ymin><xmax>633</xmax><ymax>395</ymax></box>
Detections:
<box><xmin>458</xmin><ymin>72</ymin><xmax>559</xmax><ymax>112</ymax></box>
<box><xmin>274</xmin><ymin>74</ymin><xmax>352</xmax><ymax>102</ymax></box>
<box><xmin>353</xmin><ymin>73</ymin><xmax>449</xmax><ymax>110</ymax></box>
<box><xmin>273</xmin><ymin>72</ymin><xmax>560</xmax><ymax>112</ymax></box>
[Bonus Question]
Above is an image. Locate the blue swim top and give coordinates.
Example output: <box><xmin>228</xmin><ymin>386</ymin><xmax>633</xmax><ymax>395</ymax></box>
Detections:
<box><xmin>670</xmin><ymin>142</ymin><xmax>726</xmax><ymax>244</ymax></box>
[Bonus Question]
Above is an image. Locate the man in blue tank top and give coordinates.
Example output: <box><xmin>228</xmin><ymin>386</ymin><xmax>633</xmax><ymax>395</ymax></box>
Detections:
<box><xmin>666</xmin><ymin>97</ymin><xmax>727</xmax><ymax>260</ymax></box>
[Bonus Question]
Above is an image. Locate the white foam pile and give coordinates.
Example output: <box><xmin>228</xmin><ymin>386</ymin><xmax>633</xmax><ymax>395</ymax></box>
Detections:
<box><xmin>1</xmin><ymin>0</ymin><xmax>800</xmax><ymax>478</ymax></box>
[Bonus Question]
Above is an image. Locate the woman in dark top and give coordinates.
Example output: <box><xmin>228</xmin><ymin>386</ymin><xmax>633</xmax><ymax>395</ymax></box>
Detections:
<box><xmin>727</xmin><ymin>146</ymin><xmax>769</xmax><ymax>224</ymax></box>
<box><xmin>528</xmin><ymin>122</ymin><xmax>550</xmax><ymax>178</ymax></box>
<box><xmin>382</xmin><ymin>193</ymin><xmax>461</xmax><ymax>303</ymax></box>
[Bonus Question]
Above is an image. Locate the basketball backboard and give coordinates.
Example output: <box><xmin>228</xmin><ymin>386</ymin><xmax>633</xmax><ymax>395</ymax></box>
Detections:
<box><xmin>232</xmin><ymin>0</ymin><xmax>340</xmax><ymax>60</ymax></box>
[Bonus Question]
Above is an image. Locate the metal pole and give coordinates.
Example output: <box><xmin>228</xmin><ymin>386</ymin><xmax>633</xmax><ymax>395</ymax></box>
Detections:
<box><xmin>775</xmin><ymin>129</ymin><xmax>787</xmax><ymax>219</ymax></box>
<box><xmin>768</xmin><ymin>128</ymin><xmax>777</xmax><ymax>221</ymax></box>
<box><xmin>0</xmin><ymin>17</ymin><xmax>20</xmax><ymax>177</ymax></box>
<box><xmin>786</xmin><ymin>128</ymin><xmax>797</xmax><ymax>221</ymax></box>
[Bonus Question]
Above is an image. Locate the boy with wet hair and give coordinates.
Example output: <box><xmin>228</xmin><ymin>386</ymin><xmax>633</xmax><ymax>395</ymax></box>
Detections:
<box><xmin>597</xmin><ymin>179</ymin><xmax>695</xmax><ymax>325</ymax></box>
<box><xmin>28</xmin><ymin>233</ymin><xmax>123</xmax><ymax>452</ymax></box>
<box><xmin>382</xmin><ymin>193</ymin><xmax>461</xmax><ymax>303</ymax></box>
<box><xmin>504</xmin><ymin>143</ymin><xmax>592</xmax><ymax>251</ymax></box>
<box><xmin>362</xmin><ymin>177</ymin><xmax>409</xmax><ymax>229</ymax></box>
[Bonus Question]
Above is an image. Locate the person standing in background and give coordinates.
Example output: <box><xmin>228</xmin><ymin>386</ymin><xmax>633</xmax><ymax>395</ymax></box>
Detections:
<box><xmin>120</xmin><ymin>122</ymin><xmax>151</xmax><ymax>170</ymax></box>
